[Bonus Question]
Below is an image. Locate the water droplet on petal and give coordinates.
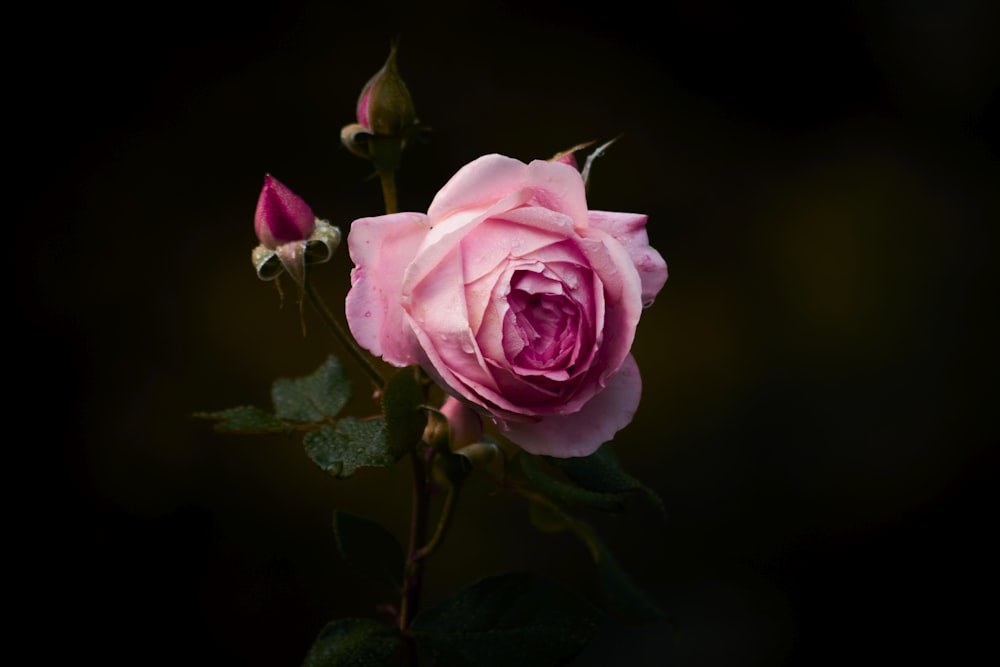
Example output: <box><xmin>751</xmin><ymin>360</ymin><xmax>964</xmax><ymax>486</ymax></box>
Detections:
<box><xmin>642</xmin><ymin>298</ymin><xmax>655</xmax><ymax>309</ymax></box>
<box><xmin>364</xmin><ymin>311</ymin><xmax>372</xmax><ymax>318</ymax></box>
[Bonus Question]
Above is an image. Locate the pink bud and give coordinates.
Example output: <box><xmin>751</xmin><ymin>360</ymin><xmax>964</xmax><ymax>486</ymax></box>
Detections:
<box><xmin>439</xmin><ymin>396</ymin><xmax>483</xmax><ymax>449</ymax></box>
<box><xmin>254</xmin><ymin>174</ymin><xmax>316</xmax><ymax>249</ymax></box>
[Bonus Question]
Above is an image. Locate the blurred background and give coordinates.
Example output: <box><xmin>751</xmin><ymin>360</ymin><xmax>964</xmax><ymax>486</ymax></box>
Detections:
<box><xmin>14</xmin><ymin>0</ymin><xmax>997</xmax><ymax>665</ymax></box>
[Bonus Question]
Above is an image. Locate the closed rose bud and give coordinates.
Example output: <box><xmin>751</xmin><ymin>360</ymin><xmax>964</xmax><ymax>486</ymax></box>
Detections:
<box><xmin>356</xmin><ymin>41</ymin><xmax>416</xmax><ymax>140</ymax></box>
<box><xmin>254</xmin><ymin>174</ymin><xmax>316</xmax><ymax>249</ymax></box>
<box><xmin>250</xmin><ymin>174</ymin><xmax>341</xmax><ymax>288</ymax></box>
<box><xmin>439</xmin><ymin>396</ymin><xmax>483</xmax><ymax>450</ymax></box>
<box><xmin>342</xmin><ymin>42</ymin><xmax>419</xmax><ymax>175</ymax></box>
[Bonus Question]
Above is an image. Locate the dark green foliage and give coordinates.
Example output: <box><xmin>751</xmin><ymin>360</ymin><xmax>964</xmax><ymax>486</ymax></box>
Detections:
<box><xmin>193</xmin><ymin>405</ymin><xmax>289</xmax><ymax>434</ymax></box>
<box><xmin>410</xmin><ymin>573</ymin><xmax>603</xmax><ymax>667</ymax></box>
<box><xmin>272</xmin><ymin>356</ymin><xmax>352</xmax><ymax>422</ymax></box>
<box><xmin>304</xmin><ymin>418</ymin><xmax>394</xmax><ymax>478</ymax></box>
<box><xmin>300</xmin><ymin>618</ymin><xmax>400</xmax><ymax>667</ymax></box>
<box><xmin>545</xmin><ymin>444</ymin><xmax>666</xmax><ymax>518</ymax></box>
<box><xmin>380</xmin><ymin>366</ymin><xmax>427</xmax><ymax>459</ymax></box>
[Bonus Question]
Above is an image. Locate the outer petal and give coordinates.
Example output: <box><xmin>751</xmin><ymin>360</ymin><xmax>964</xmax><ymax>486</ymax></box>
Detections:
<box><xmin>428</xmin><ymin>154</ymin><xmax>531</xmax><ymax>219</ymax></box>
<box><xmin>428</xmin><ymin>154</ymin><xmax>590</xmax><ymax>227</ymax></box>
<box><xmin>588</xmin><ymin>210</ymin><xmax>668</xmax><ymax>306</ymax></box>
<box><xmin>346</xmin><ymin>212</ymin><xmax>428</xmax><ymax>366</ymax></box>
<box><xmin>501</xmin><ymin>354</ymin><xmax>642</xmax><ymax>457</ymax></box>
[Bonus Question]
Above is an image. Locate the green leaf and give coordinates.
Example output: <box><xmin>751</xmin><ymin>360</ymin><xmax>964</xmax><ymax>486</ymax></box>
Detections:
<box><xmin>527</xmin><ymin>499</ymin><xmax>572</xmax><ymax>534</ymax></box>
<box><xmin>569</xmin><ymin>521</ymin><xmax>666</xmax><ymax>626</ymax></box>
<box><xmin>193</xmin><ymin>406</ymin><xmax>289</xmax><ymax>434</ymax></box>
<box><xmin>380</xmin><ymin>366</ymin><xmax>426</xmax><ymax>458</ymax></box>
<box><xmin>272</xmin><ymin>356</ymin><xmax>352</xmax><ymax>423</ymax></box>
<box><xmin>301</xmin><ymin>617</ymin><xmax>400</xmax><ymax>667</ymax></box>
<box><xmin>332</xmin><ymin>511</ymin><xmax>405</xmax><ymax>593</ymax></box>
<box><xmin>410</xmin><ymin>572</ymin><xmax>603</xmax><ymax>667</ymax></box>
<box><xmin>516</xmin><ymin>452</ymin><xmax>625</xmax><ymax>513</ymax></box>
<box><xmin>303</xmin><ymin>418</ymin><xmax>393</xmax><ymax>478</ymax></box>
<box><xmin>546</xmin><ymin>445</ymin><xmax>666</xmax><ymax>518</ymax></box>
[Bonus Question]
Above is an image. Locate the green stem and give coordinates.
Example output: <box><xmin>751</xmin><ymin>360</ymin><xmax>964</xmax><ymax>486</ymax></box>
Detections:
<box><xmin>399</xmin><ymin>446</ymin><xmax>430</xmax><ymax>633</ymax></box>
<box><xmin>412</xmin><ymin>482</ymin><xmax>459</xmax><ymax>562</ymax></box>
<box><xmin>379</xmin><ymin>169</ymin><xmax>399</xmax><ymax>214</ymax></box>
<box><xmin>304</xmin><ymin>280</ymin><xmax>385</xmax><ymax>390</ymax></box>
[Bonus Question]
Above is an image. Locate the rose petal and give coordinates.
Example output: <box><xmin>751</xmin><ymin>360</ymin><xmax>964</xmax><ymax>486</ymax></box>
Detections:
<box><xmin>500</xmin><ymin>354</ymin><xmax>643</xmax><ymax>457</ymax></box>
<box><xmin>588</xmin><ymin>210</ymin><xmax>668</xmax><ymax>306</ymax></box>
<box><xmin>346</xmin><ymin>212</ymin><xmax>428</xmax><ymax>366</ymax></box>
<box><xmin>428</xmin><ymin>155</ymin><xmax>590</xmax><ymax>230</ymax></box>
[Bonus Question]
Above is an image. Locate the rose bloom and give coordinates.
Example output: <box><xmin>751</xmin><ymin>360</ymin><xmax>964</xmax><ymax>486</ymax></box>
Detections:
<box><xmin>346</xmin><ymin>154</ymin><xmax>667</xmax><ymax>457</ymax></box>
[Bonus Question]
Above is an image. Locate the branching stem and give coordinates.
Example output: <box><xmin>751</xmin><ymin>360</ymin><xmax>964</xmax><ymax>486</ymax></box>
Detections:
<box><xmin>304</xmin><ymin>280</ymin><xmax>385</xmax><ymax>390</ymax></box>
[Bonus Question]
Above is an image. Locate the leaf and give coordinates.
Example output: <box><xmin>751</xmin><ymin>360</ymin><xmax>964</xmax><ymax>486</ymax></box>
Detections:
<box><xmin>568</xmin><ymin>521</ymin><xmax>666</xmax><ymax>626</ymax></box>
<box><xmin>527</xmin><ymin>499</ymin><xmax>572</xmax><ymax>534</ymax></box>
<box><xmin>518</xmin><ymin>481</ymin><xmax>665</xmax><ymax>626</ymax></box>
<box><xmin>332</xmin><ymin>511</ymin><xmax>405</xmax><ymax>593</ymax></box>
<box><xmin>301</xmin><ymin>617</ymin><xmax>400</xmax><ymax>667</ymax></box>
<box><xmin>410</xmin><ymin>572</ymin><xmax>603</xmax><ymax>667</ymax></box>
<box><xmin>272</xmin><ymin>356</ymin><xmax>352</xmax><ymax>423</ymax></box>
<box><xmin>303</xmin><ymin>418</ymin><xmax>393</xmax><ymax>478</ymax></box>
<box><xmin>517</xmin><ymin>452</ymin><xmax>625</xmax><ymax>513</ymax></box>
<box><xmin>380</xmin><ymin>366</ymin><xmax>426</xmax><ymax>458</ymax></box>
<box><xmin>193</xmin><ymin>406</ymin><xmax>289</xmax><ymax>434</ymax></box>
<box><xmin>545</xmin><ymin>445</ymin><xmax>666</xmax><ymax>519</ymax></box>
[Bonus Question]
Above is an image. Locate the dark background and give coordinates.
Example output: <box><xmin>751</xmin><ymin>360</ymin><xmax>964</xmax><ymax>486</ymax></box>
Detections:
<box><xmin>15</xmin><ymin>1</ymin><xmax>997</xmax><ymax>665</ymax></box>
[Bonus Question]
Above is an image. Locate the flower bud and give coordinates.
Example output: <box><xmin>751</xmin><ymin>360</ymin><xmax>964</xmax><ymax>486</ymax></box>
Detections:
<box><xmin>341</xmin><ymin>42</ymin><xmax>419</xmax><ymax>174</ymax></box>
<box><xmin>549</xmin><ymin>136</ymin><xmax>621</xmax><ymax>190</ymax></box>
<box><xmin>439</xmin><ymin>396</ymin><xmax>483</xmax><ymax>450</ymax></box>
<box><xmin>250</xmin><ymin>174</ymin><xmax>341</xmax><ymax>285</ymax></box>
<box><xmin>355</xmin><ymin>41</ymin><xmax>416</xmax><ymax>140</ymax></box>
<box><xmin>254</xmin><ymin>174</ymin><xmax>316</xmax><ymax>249</ymax></box>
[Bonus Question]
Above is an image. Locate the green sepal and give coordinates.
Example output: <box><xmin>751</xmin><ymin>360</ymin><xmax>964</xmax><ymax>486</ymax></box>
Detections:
<box><xmin>410</xmin><ymin>572</ymin><xmax>603</xmax><ymax>667</ymax></box>
<box><xmin>453</xmin><ymin>437</ymin><xmax>500</xmax><ymax>470</ymax></box>
<box><xmin>516</xmin><ymin>452</ymin><xmax>626</xmax><ymax>513</ymax></box>
<box><xmin>300</xmin><ymin>617</ymin><xmax>400</xmax><ymax>667</ymax></box>
<box><xmin>431</xmin><ymin>451</ymin><xmax>471</xmax><ymax>491</ymax></box>
<box><xmin>380</xmin><ymin>365</ymin><xmax>426</xmax><ymax>459</ymax></box>
<box><xmin>193</xmin><ymin>406</ymin><xmax>289</xmax><ymax>434</ymax></box>
<box><xmin>272</xmin><ymin>356</ymin><xmax>352</xmax><ymax>423</ymax></box>
<box><xmin>545</xmin><ymin>445</ymin><xmax>666</xmax><ymax>519</ymax></box>
<box><xmin>332</xmin><ymin>510</ymin><xmax>405</xmax><ymax>594</ymax></box>
<box><xmin>304</xmin><ymin>418</ymin><xmax>392</xmax><ymax>478</ymax></box>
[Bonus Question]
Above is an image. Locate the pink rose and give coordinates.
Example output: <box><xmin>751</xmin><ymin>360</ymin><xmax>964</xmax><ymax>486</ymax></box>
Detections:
<box><xmin>346</xmin><ymin>154</ymin><xmax>667</xmax><ymax>458</ymax></box>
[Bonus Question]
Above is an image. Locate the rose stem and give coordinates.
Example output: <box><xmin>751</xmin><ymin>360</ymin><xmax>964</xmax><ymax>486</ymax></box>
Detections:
<box><xmin>411</xmin><ymin>482</ymin><xmax>459</xmax><ymax>562</ymax></box>
<box><xmin>379</xmin><ymin>165</ymin><xmax>426</xmax><ymax>664</ymax></box>
<box><xmin>378</xmin><ymin>168</ymin><xmax>399</xmax><ymax>214</ymax></box>
<box><xmin>399</xmin><ymin>445</ymin><xmax>431</xmax><ymax>667</ymax></box>
<box><xmin>303</xmin><ymin>279</ymin><xmax>385</xmax><ymax>390</ymax></box>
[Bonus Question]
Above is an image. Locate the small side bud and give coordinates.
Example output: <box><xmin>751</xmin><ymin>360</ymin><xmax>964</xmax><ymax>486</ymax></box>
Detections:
<box><xmin>254</xmin><ymin>174</ymin><xmax>316</xmax><ymax>249</ymax></box>
<box><xmin>250</xmin><ymin>175</ymin><xmax>341</xmax><ymax>288</ymax></box>
<box><xmin>549</xmin><ymin>140</ymin><xmax>595</xmax><ymax>169</ymax></box>
<box><xmin>549</xmin><ymin>136</ymin><xmax>622</xmax><ymax>190</ymax></box>
<box><xmin>439</xmin><ymin>396</ymin><xmax>483</xmax><ymax>450</ymax></box>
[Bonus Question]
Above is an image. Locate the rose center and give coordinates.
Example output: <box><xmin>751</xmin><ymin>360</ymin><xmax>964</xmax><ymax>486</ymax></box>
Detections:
<box><xmin>507</xmin><ymin>288</ymin><xmax>578</xmax><ymax>369</ymax></box>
